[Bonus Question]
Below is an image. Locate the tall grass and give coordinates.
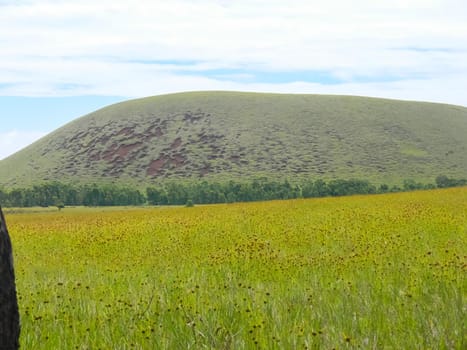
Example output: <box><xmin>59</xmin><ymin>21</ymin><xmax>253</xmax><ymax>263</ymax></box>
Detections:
<box><xmin>8</xmin><ymin>187</ymin><xmax>466</xmax><ymax>349</ymax></box>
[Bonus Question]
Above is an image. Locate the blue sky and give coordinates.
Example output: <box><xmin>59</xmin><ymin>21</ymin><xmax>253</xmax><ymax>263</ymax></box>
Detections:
<box><xmin>0</xmin><ymin>96</ymin><xmax>125</xmax><ymax>130</ymax></box>
<box><xmin>1</xmin><ymin>0</ymin><xmax>466</xmax><ymax>159</ymax></box>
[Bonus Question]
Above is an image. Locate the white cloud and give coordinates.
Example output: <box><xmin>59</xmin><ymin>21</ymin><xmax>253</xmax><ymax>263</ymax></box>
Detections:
<box><xmin>0</xmin><ymin>0</ymin><xmax>466</xmax><ymax>105</ymax></box>
<box><xmin>0</xmin><ymin>130</ymin><xmax>46</xmax><ymax>160</ymax></box>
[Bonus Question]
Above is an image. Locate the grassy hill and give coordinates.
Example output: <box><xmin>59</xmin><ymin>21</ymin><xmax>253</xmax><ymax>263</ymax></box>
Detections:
<box><xmin>0</xmin><ymin>91</ymin><xmax>466</xmax><ymax>188</ymax></box>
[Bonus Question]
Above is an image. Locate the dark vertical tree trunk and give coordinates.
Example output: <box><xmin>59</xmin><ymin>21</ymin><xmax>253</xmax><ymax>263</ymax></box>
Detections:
<box><xmin>0</xmin><ymin>207</ymin><xmax>20</xmax><ymax>349</ymax></box>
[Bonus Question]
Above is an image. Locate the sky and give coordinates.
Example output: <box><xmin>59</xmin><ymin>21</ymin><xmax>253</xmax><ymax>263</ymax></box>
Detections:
<box><xmin>1</xmin><ymin>0</ymin><xmax>466</xmax><ymax>160</ymax></box>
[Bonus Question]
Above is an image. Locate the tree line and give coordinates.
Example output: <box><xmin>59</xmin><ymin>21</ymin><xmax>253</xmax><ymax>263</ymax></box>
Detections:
<box><xmin>0</xmin><ymin>175</ymin><xmax>465</xmax><ymax>208</ymax></box>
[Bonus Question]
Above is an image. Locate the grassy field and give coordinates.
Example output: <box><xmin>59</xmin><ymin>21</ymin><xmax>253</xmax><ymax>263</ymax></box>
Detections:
<box><xmin>7</xmin><ymin>187</ymin><xmax>467</xmax><ymax>349</ymax></box>
<box><xmin>1</xmin><ymin>92</ymin><xmax>466</xmax><ymax>188</ymax></box>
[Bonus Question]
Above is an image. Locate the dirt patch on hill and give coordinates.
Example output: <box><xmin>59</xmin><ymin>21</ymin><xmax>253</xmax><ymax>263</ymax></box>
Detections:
<box><xmin>147</xmin><ymin>157</ymin><xmax>166</xmax><ymax>176</ymax></box>
<box><xmin>171</xmin><ymin>137</ymin><xmax>182</xmax><ymax>149</ymax></box>
<box><xmin>102</xmin><ymin>142</ymin><xmax>143</xmax><ymax>161</ymax></box>
<box><xmin>116</xmin><ymin>126</ymin><xmax>135</xmax><ymax>137</ymax></box>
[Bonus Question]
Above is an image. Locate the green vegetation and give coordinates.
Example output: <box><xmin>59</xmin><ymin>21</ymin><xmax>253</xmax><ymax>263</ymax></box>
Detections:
<box><xmin>8</xmin><ymin>187</ymin><xmax>467</xmax><ymax>349</ymax></box>
<box><xmin>0</xmin><ymin>182</ymin><xmax>145</xmax><ymax>207</ymax></box>
<box><xmin>1</xmin><ymin>176</ymin><xmax>465</xmax><ymax>207</ymax></box>
<box><xmin>0</xmin><ymin>92</ymin><xmax>466</xmax><ymax>188</ymax></box>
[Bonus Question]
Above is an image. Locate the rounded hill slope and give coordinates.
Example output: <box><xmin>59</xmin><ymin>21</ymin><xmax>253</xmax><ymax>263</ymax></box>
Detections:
<box><xmin>0</xmin><ymin>91</ymin><xmax>466</xmax><ymax>187</ymax></box>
